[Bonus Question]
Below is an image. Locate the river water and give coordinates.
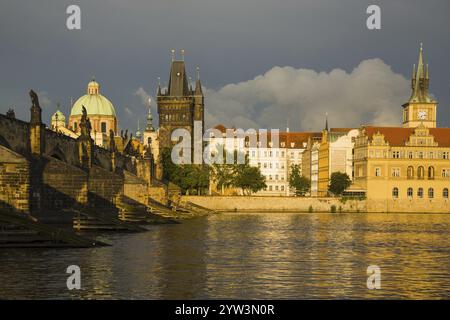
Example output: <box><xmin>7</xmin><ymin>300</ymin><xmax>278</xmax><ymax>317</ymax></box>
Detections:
<box><xmin>1</xmin><ymin>212</ymin><xmax>450</xmax><ymax>299</ymax></box>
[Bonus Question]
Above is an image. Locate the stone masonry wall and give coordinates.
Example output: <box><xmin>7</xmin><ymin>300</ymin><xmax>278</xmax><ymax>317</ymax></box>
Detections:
<box><xmin>41</xmin><ymin>157</ymin><xmax>87</xmax><ymax>210</ymax></box>
<box><xmin>88</xmin><ymin>165</ymin><xmax>124</xmax><ymax>209</ymax></box>
<box><xmin>124</xmin><ymin>170</ymin><xmax>149</xmax><ymax>205</ymax></box>
<box><xmin>0</xmin><ymin>146</ymin><xmax>30</xmax><ymax>213</ymax></box>
<box><xmin>182</xmin><ymin>195</ymin><xmax>366</xmax><ymax>213</ymax></box>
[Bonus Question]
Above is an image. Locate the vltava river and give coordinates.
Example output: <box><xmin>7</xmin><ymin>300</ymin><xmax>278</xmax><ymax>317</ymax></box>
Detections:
<box><xmin>1</xmin><ymin>212</ymin><xmax>450</xmax><ymax>299</ymax></box>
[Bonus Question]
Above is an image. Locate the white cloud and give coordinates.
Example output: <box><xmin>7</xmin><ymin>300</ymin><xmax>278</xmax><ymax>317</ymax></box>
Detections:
<box><xmin>134</xmin><ymin>87</ymin><xmax>152</xmax><ymax>106</ymax></box>
<box><xmin>204</xmin><ymin>59</ymin><xmax>410</xmax><ymax>131</ymax></box>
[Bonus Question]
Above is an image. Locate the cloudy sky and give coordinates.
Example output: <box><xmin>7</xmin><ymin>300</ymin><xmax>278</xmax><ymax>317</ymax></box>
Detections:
<box><xmin>1</xmin><ymin>0</ymin><xmax>449</xmax><ymax>132</ymax></box>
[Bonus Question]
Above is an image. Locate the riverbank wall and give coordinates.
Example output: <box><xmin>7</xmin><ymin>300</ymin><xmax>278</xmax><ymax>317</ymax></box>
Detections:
<box><xmin>181</xmin><ymin>196</ymin><xmax>366</xmax><ymax>213</ymax></box>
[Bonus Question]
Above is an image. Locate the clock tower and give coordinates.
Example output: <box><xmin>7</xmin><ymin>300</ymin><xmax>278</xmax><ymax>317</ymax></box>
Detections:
<box><xmin>402</xmin><ymin>43</ymin><xmax>438</xmax><ymax>128</ymax></box>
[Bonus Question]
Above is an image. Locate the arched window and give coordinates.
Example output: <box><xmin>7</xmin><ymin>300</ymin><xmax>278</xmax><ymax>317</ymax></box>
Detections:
<box><xmin>392</xmin><ymin>188</ymin><xmax>399</xmax><ymax>199</ymax></box>
<box><xmin>428</xmin><ymin>188</ymin><xmax>434</xmax><ymax>199</ymax></box>
<box><xmin>444</xmin><ymin>188</ymin><xmax>449</xmax><ymax>199</ymax></box>
<box><xmin>418</xmin><ymin>166</ymin><xmax>425</xmax><ymax>179</ymax></box>
<box><xmin>428</xmin><ymin>166</ymin><xmax>435</xmax><ymax>179</ymax></box>
<box><xmin>407</xmin><ymin>166</ymin><xmax>414</xmax><ymax>179</ymax></box>
<box><xmin>407</xmin><ymin>187</ymin><xmax>413</xmax><ymax>198</ymax></box>
<box><xmin>417</xmin><ymin>188</ymin><xmax>424</xmax><ymax>198</ymax></box>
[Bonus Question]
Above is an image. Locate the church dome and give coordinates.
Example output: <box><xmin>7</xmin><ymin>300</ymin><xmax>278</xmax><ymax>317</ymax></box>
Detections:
<box><xmin>70</xmin><ymin>78</ymin><xmax>116</xmax><ymax>117</ymax></box>
<box><xmin>51</xmin><ymin>110</ymin><xmax>66</xmax><ymax>122</ymax></box>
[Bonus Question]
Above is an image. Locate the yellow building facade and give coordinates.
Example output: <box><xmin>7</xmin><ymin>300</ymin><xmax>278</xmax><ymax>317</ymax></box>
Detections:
<box><xmin>354</xmin><ymin>45</ymin><xmax>450</xmax><ymax>213</ymax></box>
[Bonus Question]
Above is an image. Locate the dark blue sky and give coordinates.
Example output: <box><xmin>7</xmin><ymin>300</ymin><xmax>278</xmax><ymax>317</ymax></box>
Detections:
<box><xmin>1</xmin><ymin>0</ymin><xmax>449</xmax><ymax>132</ymax></box>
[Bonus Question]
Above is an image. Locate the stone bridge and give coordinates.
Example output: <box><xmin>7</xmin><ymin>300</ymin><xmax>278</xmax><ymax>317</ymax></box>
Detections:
<box><xmin>0</xmin><ymin>91</ymin><xmax>167</xmax><ymax>234</ymax></box>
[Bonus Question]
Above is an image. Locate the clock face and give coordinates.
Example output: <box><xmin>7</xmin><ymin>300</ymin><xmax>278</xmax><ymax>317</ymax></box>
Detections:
<box><xmin>418</xmin><ymin>110</ymin><xmax>427</xmax><ymax>120</ymax></box>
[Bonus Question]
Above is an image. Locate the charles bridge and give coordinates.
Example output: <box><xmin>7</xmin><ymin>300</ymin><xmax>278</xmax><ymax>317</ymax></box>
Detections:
<box><xmin>0</xmin><ymin>91</ymin><xmax>212</xmax><ymax>247</ymax></box>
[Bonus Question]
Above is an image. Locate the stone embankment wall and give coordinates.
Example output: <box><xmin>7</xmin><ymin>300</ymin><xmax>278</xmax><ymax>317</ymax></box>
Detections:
<box><xmin>182</xmin><ymin>196</ymin><xmax>366</xmax><ymax>213</ymax></box>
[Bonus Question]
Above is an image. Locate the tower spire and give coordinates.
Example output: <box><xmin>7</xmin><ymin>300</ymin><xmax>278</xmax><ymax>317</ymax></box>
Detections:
<box><xmin>157</xmin><ymin>77</ymin><xmax>161</xmax><ymax>96</ymax></box>
<box><xmin>145</xmin><ymin>97</ymin><xmax>154</xmax><ymax>132</ymax></box>
<box><xmin>325</xmin><ymin>112</ymin><xmax>329</xmax><ymax>131</ymax></box>
<box><xmin>194</xmin><ymin>66</ymin><xmax>203</xmax><ymax>95</ymax></box>
<box><xmin>409</xmin><ymin>43</ymin><xmax>433</xmax><ymax>103</ymax></box>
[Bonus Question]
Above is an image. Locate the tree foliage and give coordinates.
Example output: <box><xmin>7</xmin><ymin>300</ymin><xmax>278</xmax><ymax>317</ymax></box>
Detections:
<box><xmin>328</xmin><ymin>172</ymin><xmax>351</xmax><ymax>196</ymax></box>
<box><xmin>288</xmin><ymin>164</ymin><xmax>310</xmax><ymax>196</ymax></box>
<box><xmin>161</xmin><ymin>148</ymin><xmax>210</xmax><ymax>195</ymax></box>
<box><xmin>162</xmin><ymin>147</ymin><xmax>266</xmax><ymax>196</ymax></box>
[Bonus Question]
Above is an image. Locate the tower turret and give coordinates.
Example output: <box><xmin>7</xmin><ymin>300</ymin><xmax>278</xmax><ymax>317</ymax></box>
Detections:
<box><xmin>402</xmin><ymin>43</ymin><xmax>438</xmax><ymax>128</ymax></box>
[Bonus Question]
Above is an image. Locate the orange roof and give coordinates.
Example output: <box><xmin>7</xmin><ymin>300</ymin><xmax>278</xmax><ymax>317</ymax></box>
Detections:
<box><xmin>364</xmin><ymin>126</ymin><xmax>450</xmax><ymax>147</ymax></box>
<box><xmin>244</xmin><ymin>131</ymin><xmax>321</xmax><ymax>149</ymax></box>
<box><xmin>213</xmin><ymin>124</ymin><xmax>227</xmax><ymax>133</ymax></box>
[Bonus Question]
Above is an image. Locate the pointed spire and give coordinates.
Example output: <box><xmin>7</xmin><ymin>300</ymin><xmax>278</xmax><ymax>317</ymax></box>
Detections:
<box><xmin>409</xmin><ymin>43</ymin><xmax>433</xmax><ymax>103</ymax></box>
<box><xmin>181</xmin><ymin>49</ymin><xmax>185</xmax><ymax>61</ymax></box>
<box><xmin>171</xmin><ymin>49</ymin><xmax>175</xmax><ymax>62</ymax></box>
<box><xmin>145</xmin><ymin>97</ymin><xmax>155</xmax><ymax>132</ymax></box>
<box><xmin>157</xmin><ymin>77</ymin><xmax>161</xmax><ymax>96</ymax></box>
<box><xmin>194</xmin><ymin>66</ymin><xmax>203</xmax><ymax>95</ymax></box>
<box><xmin>325</xmin><ymin>112</ymin><xmax>329</xmax><ymax>131</ymax></box>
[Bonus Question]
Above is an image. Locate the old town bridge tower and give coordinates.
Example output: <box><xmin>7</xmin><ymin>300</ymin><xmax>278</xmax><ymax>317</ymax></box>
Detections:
<box><xmin>157</xmin><ymin>50</ymin><xmax>205</xmax><ymax>154</ymax></box>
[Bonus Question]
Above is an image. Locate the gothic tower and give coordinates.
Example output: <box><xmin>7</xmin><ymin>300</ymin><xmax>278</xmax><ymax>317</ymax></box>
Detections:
<box><xmin>402</xmin><ymin>43</ymin><xmax>438</xmax><ymax>128</ymax></box>
<box><xmin>157</xmin><ymin>50</ymin><xmax>205</xmax><ymax>154</ymax></box>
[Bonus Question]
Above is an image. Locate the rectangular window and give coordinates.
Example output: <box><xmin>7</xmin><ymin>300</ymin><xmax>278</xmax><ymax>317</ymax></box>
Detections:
<box><xmin>442</xmin><ymin>169</ymin><xmax>450</xmax><ymax>178</ymax></box>
<box><xmin>391</xmin><ymin>168</ymin><xmax>400</xmax><ymax>177</ymax></box>
<box><xmin>375</xmin><ymin>167</ymin><xmax>381</xmax><ymax>177</ymax></box>
<box><xmin>101</xmin><ymin>122</ymin><xmax>107</xmax><ymax>133</ymax></box>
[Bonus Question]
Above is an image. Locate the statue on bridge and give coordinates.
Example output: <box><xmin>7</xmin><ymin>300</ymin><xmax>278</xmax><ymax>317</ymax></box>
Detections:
<box><xmin>29</xmin><ymin>90</ymin><xmax>42</xmax><ymax>125</ymax></box>
<box><xmin>79</xmin><ymin>106</ymin><xmax>92</xmax><ymax>137</ymax></box>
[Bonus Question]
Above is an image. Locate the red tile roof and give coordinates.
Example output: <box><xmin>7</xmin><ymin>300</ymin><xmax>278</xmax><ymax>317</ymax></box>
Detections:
<box><xmin>364</xmin><ymin>126</ymin><xmax>450</xmax><ymax>147</ymax></box>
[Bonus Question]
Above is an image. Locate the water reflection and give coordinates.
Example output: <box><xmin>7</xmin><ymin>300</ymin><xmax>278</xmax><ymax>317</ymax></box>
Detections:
<box><xmin>0</xmin><ymin>213</ymin><xmax>449</xmax><ymax>299</ymax></box>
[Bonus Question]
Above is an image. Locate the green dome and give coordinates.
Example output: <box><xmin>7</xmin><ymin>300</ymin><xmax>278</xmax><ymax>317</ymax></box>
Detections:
<box><xmin>51</xmin><ymin>110</ymin><xmax>66</xmax><ymax>122</ymax></box>
<box><xmin>71</xmin><ymin>94</ymin><xmax>116</xmax><ymax>117</ymax></box>
<box><xmin>70</xmin><ymin>78</ymin><xmax>116</xmax><ymax>117</ymax></box>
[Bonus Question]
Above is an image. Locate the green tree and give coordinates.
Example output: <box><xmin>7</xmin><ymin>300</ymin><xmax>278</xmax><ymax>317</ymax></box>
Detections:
<box><xmin>288</xmin><ymin>164</ymin><xmax>310</xmax><ymax>196</ymax></box>
<box><xmin>328</xmin><ymin>172</ymin><xmax>351</xmax><ymax>196</ymax></box>
<box><xmin>211</xmin><ymin>163</ymin><xmax>234</xmax><ymax>195</ymax></box>
<box><xmin>233</xmin><ymin>156</ymin><xmax>267</xmax><ymax>195</ymax></box>
<box><xmin>160</xmin><ymin>148</ymin><xmax>210</xmax><ymax>195</ymax></box>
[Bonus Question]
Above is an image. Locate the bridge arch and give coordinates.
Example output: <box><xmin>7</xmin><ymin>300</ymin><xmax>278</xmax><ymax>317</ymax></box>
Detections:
<box><xmin>47</xmin><ymin>145</ymin><xmax>67</xmax><ymax>162</ymax></box>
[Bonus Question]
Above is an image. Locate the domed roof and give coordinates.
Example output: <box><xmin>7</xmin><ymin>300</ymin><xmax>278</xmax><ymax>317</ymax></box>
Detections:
<box><xmin>51</xmin><ymin>110</ymin><xmax>66</xmax><ymax>122</ymax></box>
<box><xmin>70</xmin><ymin>78</ymin><xmax>116</xmax><ymax>117</ymax></box>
